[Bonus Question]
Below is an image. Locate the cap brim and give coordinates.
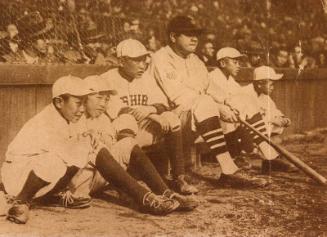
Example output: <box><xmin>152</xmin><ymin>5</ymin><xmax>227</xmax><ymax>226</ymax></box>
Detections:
<box><xmin>125</xmin><ymin>52</ymin><xmax>150</xmax><ymax>59</ymax></box>
<box><xmin>177</xmin><ymin>28</ymin><xmax>204</xmax><ymax>36</ymax></box>
<box><xmin>255</xmin><ymin>73</ymin><xmax>284</xmax><ymax>81</ymax></box>
<box><xmin>230</xmin><ymin>54</ymin><xmax>247</xmax><ymax>59</ymax></box>
<box><xmin>270</xmin><ymin>73</ymin><xmax>284</xmax><ymax>80</ymax></box>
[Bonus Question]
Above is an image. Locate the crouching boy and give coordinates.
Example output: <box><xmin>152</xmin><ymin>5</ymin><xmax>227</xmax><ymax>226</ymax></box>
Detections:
<box><xmin>1</xmin><ymin>75</ymin><xmax>93</xmax><ymax>224</ymax></box>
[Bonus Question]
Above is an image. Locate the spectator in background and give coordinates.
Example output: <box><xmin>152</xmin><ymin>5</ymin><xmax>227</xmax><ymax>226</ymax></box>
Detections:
<box><xmin>199</xmin><ymin>41</ymin><xmax>216</xmax><ymax>67</ymax></box>
<box><xmin>0</xmin><ymin>36</ymin><xmax>24</xmax><ymax>63</ymax></box>
<box><xmin>271</xmin><ymin>47</ymin><xmax>290</xmax><ymax>68</ymax></box>
<box><xmin>12</xmin><ymin>12</ymin><xmax>61</xmax><ymax>64</ymax></box>
<box><xmin>6</xmin><ymin>24</ymin><xmax>19</xmax><ymax>40</ymax></box>
<box><xmin>244</xmin><ymin>41</ymin><xmax>265</xmax><ymax>67</ymax></box>
<box><xmin>289</xmin><ymin>45</ymin><xmax>317</xmax><ymax>69</ymax></box>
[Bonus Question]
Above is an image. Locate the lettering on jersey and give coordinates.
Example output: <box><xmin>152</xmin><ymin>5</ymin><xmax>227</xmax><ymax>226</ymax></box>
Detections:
<box><xmin>120</xmin><ymin>95</ymin><xmax>148</xmax><ymax>106</ymax></box>
<box><xmin>166</xmin><ymin>71</ymin><xmax>176</xmax><ymax>80</ymax></box>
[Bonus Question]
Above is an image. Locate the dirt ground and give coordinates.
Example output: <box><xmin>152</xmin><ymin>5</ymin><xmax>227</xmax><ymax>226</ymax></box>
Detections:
<box><xmin>1</xmin><ymin>135</ymin><xmax>327</xmax><ymax>237</ymax></box>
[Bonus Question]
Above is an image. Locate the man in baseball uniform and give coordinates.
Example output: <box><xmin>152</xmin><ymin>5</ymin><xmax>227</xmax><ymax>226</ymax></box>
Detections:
<box><xmin>68</xmin><ymin>75</ymin><xmax>198</xmax><ymax>213</ymax></box>
<box><xmin>100</xmin><ymin>39</ymin><xmax>198</xmax><ymax>194</ymax></box>
<box><xmin>1</xmin><ymin>75</ymin><xmax>93</xmax><ymax>224</ymax></box>
<box><xmin>149</xmin><ymin>15</ymin><xmax>267</xmax><ymax>187</ymax></box>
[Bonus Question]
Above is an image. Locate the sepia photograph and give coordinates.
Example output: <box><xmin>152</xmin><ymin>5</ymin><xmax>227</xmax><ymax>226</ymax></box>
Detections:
<box><xmin>0</xmin><ymin>0</ymin><xmax>327</xmax><ymax>236</ymax></box>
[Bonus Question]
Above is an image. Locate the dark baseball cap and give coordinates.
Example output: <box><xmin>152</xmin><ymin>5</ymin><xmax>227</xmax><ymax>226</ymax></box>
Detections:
<box><xmin>167</xmin><ymin>15</ymin><xmax>204</xmax><ymax>36</ymax></box>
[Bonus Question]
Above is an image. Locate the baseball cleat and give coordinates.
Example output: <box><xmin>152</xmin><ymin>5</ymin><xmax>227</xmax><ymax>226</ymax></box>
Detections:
<box><xmin>261</xmin><ymin>159</ymin><xmax>297</xmax><ymax>174</ymax></box>
<box><xmin>174</xmin><ymin>175</ymin><xmax>199</xmax><ymax>195</ymax></box>
<box><xmin>142</xmin><ymin>192</ymin><xmax>179</xmax><ymax>216</ymax></box>
<box><xmin>163</xmin><ymin>190</ymin><xmax>199</xmax><ymax>211</ymax></box>
<box><xmin>218</xmin><ymin>169</ymin><xmax>269</xmax><ymax>188</ymax></box>
<box><xmin>39</xmin><ymin>190</ymin><xmax>91</xmax><ymax>209</ymax></box>
<box><xmin>233</xmin><ymin>155</ymin><xmax>252</xmax><ymax>170</ymax></box>
<box><xmin>7</xmin><ymin>200</ymin><xmax>30</xmax><ymax>224</ymax></box>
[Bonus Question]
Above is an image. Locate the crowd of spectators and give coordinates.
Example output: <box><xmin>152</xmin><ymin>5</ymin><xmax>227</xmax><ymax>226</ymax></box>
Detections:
<box><xmin>0</xmin><ymin>0</ymin><xmax>327</xmax><ymax>69</ymax></box>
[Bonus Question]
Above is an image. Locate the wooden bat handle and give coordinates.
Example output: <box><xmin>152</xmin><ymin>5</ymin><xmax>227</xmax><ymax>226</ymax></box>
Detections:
<box><xmin>240</xmin><ymin>119</ymin><xmax>327</xmax><ymax>185</ymax></box>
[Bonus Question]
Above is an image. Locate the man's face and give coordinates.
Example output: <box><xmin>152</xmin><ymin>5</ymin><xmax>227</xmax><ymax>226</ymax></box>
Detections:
<box><xmin>294</xmin><ymin>46</ymin><xmax>303</xmax><ymax>61</ymax></box>
<box><xmin>121</xmin><ymin>55</ymin><xmax>149</xmax><ymax>79</ymax></box>
<box><xmin>174</xmin><ymin>33</ymin><xmax>199</xmax><ymax>55</ymax></box>
<box><xmin>258</xmin><ymin>80</ymin><xmax>274</xmax><ymax>95</ymax></box>
<box><xmin>249</xmin><ymin>54</ymin><xmax>261</xmax><ymax>66</ymax></box>
<box><xmin>9</xmin><ymin>41</ymin><xmax>18</xmax><ymax>52</ymax></box>
<box><xmin>85</xmin><ymin>92</ymin><xmax>109</xmax><ymax>118</ymax></box>
<box><xmin>56</xmin><ymin>95</ymin><xmax>85</xmax><ymax>123</ymax></box>
<box><xmin>222</xmin><ymin>58</ymin><xmax>240</xmax><ymax>77</ymax></box>
<box><xmin>203</xmin><ymin>42</ymin><xmax>214</xmax><ymax>57</ymax></box>
<box><xmin>276</xmin><ymin>50</ymin><xmax>288</xmax><ymax>66</ymax></box>
<box><xmin>7</xmin><ymin>24</ymin><xmax>18</xmax><ymax>38</ymax></box>
<box><xmin>33</xmin><ymin>39</ymin><xmax>47</xmax><ymax>54</ymax></box>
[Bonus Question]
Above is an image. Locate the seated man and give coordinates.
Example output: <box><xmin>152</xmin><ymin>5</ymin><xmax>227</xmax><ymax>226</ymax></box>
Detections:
<box><xmin>68</xmin><ymin>76</ymin><xmax>197</xmax><ymax>213</ymax></box>
<box><xmin>100</xmin><ymin>39</ymin><xmax>198</xmax><ymax>194</ymax></box>
<box><xmin>1</xmin><ymin>75</ymin><xmax>94</xmax><ymax>224</ymax></box>
<box><xmin>149</xmin><ymin>16</ymin><xmax>268</xmax><ymax>187</ymax></box>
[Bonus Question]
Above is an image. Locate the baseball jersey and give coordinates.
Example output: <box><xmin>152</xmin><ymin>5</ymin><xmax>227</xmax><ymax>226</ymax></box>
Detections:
<box><xmin>101</xmin><ymin>68</ymin><xmax>169</xmax><ymax>118</ymax></box>
<box><xmin>149</xmin><ymin>45</ymin><xmax>210</xmax><ymax>110</ymax></box>
<box><xmin>242</xmin><ymin>83</ymin><xmax>285</xmax><ymax>134</ymax></box>
<box><xmin>6</xmin><ymin>104</ymin><xmax>90</xmax><ymax>168</ymax></box>
<box><xmin>207</xmin><ymin>67</ymin><xmax>243</xmax><ymax>104</ymax></box>
<box><xmin>78</xmin><ymin>113</ymin><xmax>117</xmax><ymax>150</ymax></box>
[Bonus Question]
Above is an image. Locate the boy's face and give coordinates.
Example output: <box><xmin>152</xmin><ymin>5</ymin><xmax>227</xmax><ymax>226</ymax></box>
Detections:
<box><xmin>121</xmin><ymin>55</ymin><xmax>149</xmax><ymax>79</ymax></box>
<box><xmin>258</xmin><ymin>80</ymin><xmax>274</xmax><ymax>95</ymax></box>
<box><xmin>222</xmin><ymin>58</ymin><xmax>240</xmax><ymax>77</ymax></box>
<box><xmin>85</xmin><ymin>92</ymin><xmax>110</xmax><ymax>118</ymax></box>
<box><xmin>56</xmin><ymin>95</ymin><xmax>85</xmax><ymax>123</ymax></box>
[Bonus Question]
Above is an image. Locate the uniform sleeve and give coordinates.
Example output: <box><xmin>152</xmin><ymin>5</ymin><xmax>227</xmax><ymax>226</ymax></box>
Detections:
<box><xmin>206</xmin><ymin>70</ymin><xmax>228</xmax><ymax>104</ymax></box>
<box><xmin>106</xmin><ymin>95</ymin><xmax>128</xmax><ymax>119</ymax></box>
<box><xmin>141</xmin><ymin>71</ymin><xmax>169</xmax><ymax>113</ymax></box>
<box><xmin>149</xmin><ymin>56</ymin><xmax>199</xmax><ymax>108</ymax></box>
<box><xmin>266</xmin><ymin>96</ymin><xmax>284</xmax><ymax>119</ymax></box>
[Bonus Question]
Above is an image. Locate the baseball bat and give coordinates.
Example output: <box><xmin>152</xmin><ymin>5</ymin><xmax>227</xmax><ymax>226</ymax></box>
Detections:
<box><xmin>239</xmin><ymin>118</ymin><xmax>327</xmax><ymax>185</ymax></box>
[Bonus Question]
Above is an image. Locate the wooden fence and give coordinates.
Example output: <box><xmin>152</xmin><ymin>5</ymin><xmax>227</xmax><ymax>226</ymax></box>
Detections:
<box><xmin>0</xmin><ymin>65</ymin><xmax>326</xmax><ymax>168</ymax></box>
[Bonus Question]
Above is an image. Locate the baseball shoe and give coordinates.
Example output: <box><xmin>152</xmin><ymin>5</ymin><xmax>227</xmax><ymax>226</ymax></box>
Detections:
<box><xmin>261</xmin><ymin>159</ymin><xmax>297</xmax><ymax>174</ymax></box>
<box><xmin>233</xmin><ymin>155</ymin><xmax>252</xmax><ymax>170</ymax></box>
<box><xmin>7</xmin><ymin>200</ymin><xmax>30</xmax><ymax>224</ymax></box>
<box><xmin>163</xmin><ymin>189</ymin><xmax>199</xmax><ymax>211</ymax></box>
<box><xmin>174</xmin><ymin>175</ymin><xmax>199</xmax><ymax>195</ymax></box>
<box><xmin>39</xmin><ymin>190</ymin><xmax>91</xmax><ymax>209</ymax></box>
<box><xmin>142</xmin><ymin>192</ymin><xmax>179</xmax><ymax>216</ymax></box>
<box><xmin>218</xmin><ymin>169</ymin><xmax>269</xmax><ymax>188</ymax></box>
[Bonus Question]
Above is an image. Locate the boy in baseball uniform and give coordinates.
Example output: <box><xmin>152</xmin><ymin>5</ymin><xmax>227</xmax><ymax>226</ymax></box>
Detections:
<box><xmin>68</xmin><ymin>75</ymin><xmax>198</xmax><ymax>214</ymax></box>
<box><xmin>242</xmin><ymin>66</ymin><xmax>294</xmax><ymax>173</ymax></box>
<box><xmin>149</xmin><ymin>15</ymin><xmax>268</xmax><ymax>187</ymax></box>
<box><xmin>208</xmin><ymin>48</ymin><xmax>279</xmax><ymax>161</ymax></box>
<box><xmin>1</xmin><ymin>75</ymin><xmax>93</xmax><ymax>224</ymax></box>
<box><xmin>100</xmin><ymin>39</ymin><xmax>198</xmax><ymax>194</ymax></box>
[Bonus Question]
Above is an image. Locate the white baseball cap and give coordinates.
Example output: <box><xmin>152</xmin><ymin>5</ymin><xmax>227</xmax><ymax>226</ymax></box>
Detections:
<box><xmin>52</xmin><ymin>75</ymin><xmax>91</xmax><ymax>99</ymax></box>
<box><xmin>216</xmin><ymin>47</ymin><xmax>246</xmax><ymax>61</ymax></box>
<box><xmin>83</xmin><ymin>75</ymin><xmax>117</xmax><ymax>95</ymax></box>
<box><xmin>253</xmin><ymin>66</ymin><xmax>283</xmax><ymax>81</ymax></box>
<box><xmin>116</xmin><ymin>39</ymin><xmax>149</xmax><ymax>58</ymax></box>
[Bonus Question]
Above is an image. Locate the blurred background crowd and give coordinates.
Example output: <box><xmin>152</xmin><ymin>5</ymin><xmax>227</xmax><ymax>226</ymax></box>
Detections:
<box><xmin>0</xmin><ymin>0</ymin><xmax>327</xmax><ymax>69</ymax></box>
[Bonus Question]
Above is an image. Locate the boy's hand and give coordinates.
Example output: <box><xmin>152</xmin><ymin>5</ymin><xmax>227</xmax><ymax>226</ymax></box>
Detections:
<box><xmin>219</xmin><ymin>104</ymin><xmax>238</xmax><ymax>123</ymax></box>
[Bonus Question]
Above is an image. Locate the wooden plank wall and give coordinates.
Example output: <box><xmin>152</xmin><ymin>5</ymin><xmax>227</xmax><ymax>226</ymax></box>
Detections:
<box><xmin>0</xmin><ymin>65</ymin><xmax>326</xmax><ymax>168</ymax></box>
